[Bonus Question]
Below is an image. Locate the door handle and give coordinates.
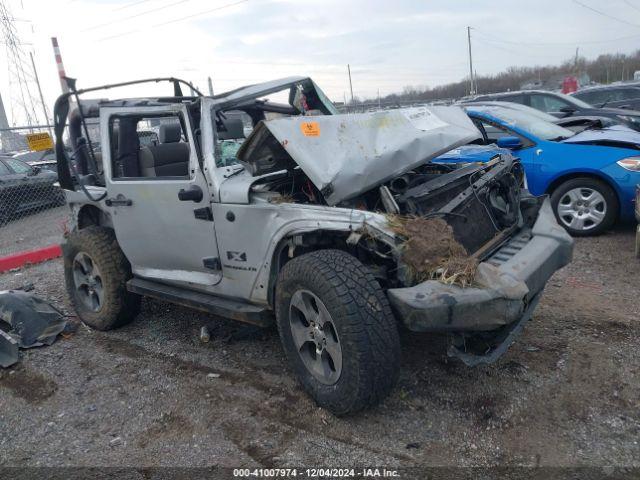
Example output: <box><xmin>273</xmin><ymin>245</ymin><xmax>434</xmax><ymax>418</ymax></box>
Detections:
<box><xmin>105</xmin><ymin>194</ymin><xmax>133</xmax><ymax>207</ymax></box>
<box><xmin>178</xmin><ymin>185</ymin><xmax>203</xmax><ymax>202</ymax></box>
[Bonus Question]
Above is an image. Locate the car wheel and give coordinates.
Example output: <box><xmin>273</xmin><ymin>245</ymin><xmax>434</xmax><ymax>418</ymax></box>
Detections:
<box><xmin>550</xmin><ymin>178</ymin><xmax>618</xmax><ymax>236</ymax></box>
<box><xmin>63</xmin><ymin>226</ymin><xmax>140</xmax><ymax>330</ymax></box>
<box><xmin>275</xmin><ymin>249</ymin><xmax>400</xmax><ymax>415</ymax></box>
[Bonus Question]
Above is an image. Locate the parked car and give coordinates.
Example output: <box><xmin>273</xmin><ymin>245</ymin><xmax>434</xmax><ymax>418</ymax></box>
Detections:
<box><xmin>0</xmin><ymin>156</ymin><xmax>64</xmax><ymax>225</ymax></box>
<box><xmin>468</xmin><ymin>90</ymin><xmax>640</xmax><ymax>132</ymax></box>
<box><xmin>459</xmin><ymin>104</ymin><xmax>640</xmax><ymax>236</ymax></box>
<box><xmin>572</xmin><ymin>83</ymin><xmax>640</xmax><ymax>110</ymax></box>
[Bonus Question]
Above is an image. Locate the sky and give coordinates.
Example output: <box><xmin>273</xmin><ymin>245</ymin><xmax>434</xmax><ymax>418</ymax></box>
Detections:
<box><xmin>2</xmin><ymin>0</ymin><xmax>640</xmax><ymax>125</ymax></box>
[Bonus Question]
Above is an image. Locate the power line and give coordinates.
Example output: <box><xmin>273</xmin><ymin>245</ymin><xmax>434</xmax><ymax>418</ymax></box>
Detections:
<box><xmin>154</xmin><ymin>0</ymin><xmax>249</xmax><ymax>27</ymax></box>
<box><xmin>474</xmin><ymin>27</ymin><xmax>640</xmax><ymax>46</ymax></box>
<box><xmin>572</xmin><ymin>0</ymin><xmax>640</xmax><ymax>28</ymax></box>
<box><xmin>113</xmin><ymin>0</ymin><xmax>156</xmax><ymax>11</ymax></box>
<box><xmin>96</xmin><ymin>0</ymin><xmax>249</xmax><ymax>41</ymax></box>
<box><xmin>473</xmin><ymin>37</ymin><xmax>568</xmax><ymax>59</ymax></box>
<box><xmin>82</xmin><ymin>0</ymin><xmax>194</xmax><ymax>32</ymax></box>
<box><xmin>624</xmin><ymin>0</ymin><xmax>640</xmax><ymax>13</ymax></box>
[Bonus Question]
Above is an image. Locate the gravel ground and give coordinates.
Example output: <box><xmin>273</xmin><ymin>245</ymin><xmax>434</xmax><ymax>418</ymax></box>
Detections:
<box><xmin>0</xmin><ymin>226</ymin><xmax>639</xmax><ymax>471</ymax></box>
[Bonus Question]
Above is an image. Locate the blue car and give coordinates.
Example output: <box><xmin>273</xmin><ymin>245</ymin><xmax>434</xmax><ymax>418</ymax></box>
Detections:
<box><xmin>457</xmin><ymin>104</ymin><xmax>640</xmax><ymax>236</ymax></box>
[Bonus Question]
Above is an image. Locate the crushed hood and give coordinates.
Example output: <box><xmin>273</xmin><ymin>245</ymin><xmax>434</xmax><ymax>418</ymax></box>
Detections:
<box><xmin>562</xmin><ymin>125</ymin><xmax>640</xmax><ymax>149</ymax></box>
<box><xmin>237</xmin><ymin>106</ymin><xmax>481</xmax><ymax>206</ymax></box>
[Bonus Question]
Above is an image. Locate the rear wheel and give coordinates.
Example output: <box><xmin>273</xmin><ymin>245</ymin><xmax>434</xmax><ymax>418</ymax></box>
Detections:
<box><xmin>63</xmin><ymin>226</ymin><xmax>140</xmax><ymax>330</ymax></box>
<box><xmin>550</xmin><ymin>177</ymin><xmax>618</xmax><ymax>236</ymax></box>
<box><xmin>275</xmin><ymin>249</ymin><xmax>400</xmax><ymax>415</ymax></box>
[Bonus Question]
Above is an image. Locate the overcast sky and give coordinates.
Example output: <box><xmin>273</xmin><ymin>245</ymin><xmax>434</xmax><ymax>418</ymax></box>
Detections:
<box><xmin>2</xmin><ymin>0</ymin><xmax>640</xmax><ymax>125</ymax></box>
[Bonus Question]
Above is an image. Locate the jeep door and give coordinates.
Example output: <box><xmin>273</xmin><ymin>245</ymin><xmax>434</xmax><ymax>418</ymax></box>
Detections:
<box><xmin>101</xmin><ymin>104</ymin><xmax>222</xmax><ymax>286</ymax></box>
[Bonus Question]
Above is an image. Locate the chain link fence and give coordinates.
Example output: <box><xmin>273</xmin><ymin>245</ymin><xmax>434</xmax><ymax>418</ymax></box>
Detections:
<box><xmin>0</xmin><ymin>125</ymin><xmax>69</xmax><ymax>259</ymax></box>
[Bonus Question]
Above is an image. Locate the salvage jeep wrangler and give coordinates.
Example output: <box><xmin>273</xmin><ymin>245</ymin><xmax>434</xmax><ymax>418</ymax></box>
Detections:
<box><xmin>54</xmin><ymin>77</ymin><xmax>573</xmax><ymax>415</ymax></box>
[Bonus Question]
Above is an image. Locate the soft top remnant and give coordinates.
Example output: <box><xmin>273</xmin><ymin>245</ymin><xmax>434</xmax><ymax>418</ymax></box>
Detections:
<box><xmin>237</xmin><ymin>106</ymin><xmax>481</xmax><ymax>205</ymax></box>
<box><xmin>0</xmin><ymin>290</ymin><xmax>67</xmax><ymax>368</ymax></box>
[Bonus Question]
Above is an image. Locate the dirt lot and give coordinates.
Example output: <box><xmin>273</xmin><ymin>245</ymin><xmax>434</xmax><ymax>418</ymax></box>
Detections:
<box><xmin>1</xmin><ymin>226</ymin><xmax>639</xmax><ymax>471</ymax></box>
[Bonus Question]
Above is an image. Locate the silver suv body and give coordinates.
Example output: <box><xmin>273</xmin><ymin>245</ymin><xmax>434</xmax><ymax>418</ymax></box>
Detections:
<box><xmin>54</xmin><ymin>77</ymin><xmax>573</xmax><ymax>414</ymax></box>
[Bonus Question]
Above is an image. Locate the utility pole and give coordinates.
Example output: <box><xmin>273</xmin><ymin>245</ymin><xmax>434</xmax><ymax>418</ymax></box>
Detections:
<box><xmin>347</xmin><ymin>64</ymin><xmax>354</xmax><ymax>105</ymax></box>
<box><xmin>29</xmin><ymin>52</ymin><xmax>51</xmax><ymax>131</ymax></box>
<box><xmin>574</xmin><ymin>47</ymin><xmax>579</xmax><ymax>72</ymax></box>
<box><xmin>207</xmin><ymin>76</ymin><xmax>214</xmax><ymax>96</ymax></box>
<box><xmin>378</xmin><ymin>88</ymin><xmax>381</xmax><ymax>109</ymax></box>
<box><xmin>467</xmin><ymin>26</ymin><xmax>475</xmax><ymax>96</ymax></box>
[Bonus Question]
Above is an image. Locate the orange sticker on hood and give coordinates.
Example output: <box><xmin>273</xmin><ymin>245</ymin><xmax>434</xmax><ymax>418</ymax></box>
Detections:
<box><xmin>300</xmin><ymin>121</ymin><xmax>320</xmax><ymax>137</ymax></box>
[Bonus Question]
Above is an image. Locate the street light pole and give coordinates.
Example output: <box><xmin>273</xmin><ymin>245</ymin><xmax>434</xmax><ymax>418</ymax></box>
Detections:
<box><xmin>467</xmin><ymin>26</ymin><xmax>475</xmax><ymax>96</ymax></box>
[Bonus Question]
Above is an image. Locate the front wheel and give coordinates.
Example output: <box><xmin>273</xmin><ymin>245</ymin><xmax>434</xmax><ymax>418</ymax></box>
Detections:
<box><xmin>275</xmin><ymin>249</ymin><xmax>401</xmax><ymax>416</ymax></box>
<box><xmin>63</xmin><ymin>226</ymin><xmax>140</xmax><ymax>330</ymax></box>
<box><xmin>550</xmin><ymin>177</ymin><xmax>618</xmax><ymax>236</ymax></box>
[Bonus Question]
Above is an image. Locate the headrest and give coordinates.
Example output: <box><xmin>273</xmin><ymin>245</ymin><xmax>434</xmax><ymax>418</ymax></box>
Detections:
<box><xmin>218</xmin><ymin>118</ymin><xmax>245</xmax><ymax>140</ymax></box>
<box><xmin>159</xmin><ymin>123</ymin><xmax>182</xmax><ymax>143</ymax></box>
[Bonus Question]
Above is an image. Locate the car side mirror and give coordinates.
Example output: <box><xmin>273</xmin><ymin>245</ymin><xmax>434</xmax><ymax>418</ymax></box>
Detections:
<box><xmin>559</xmin><ymin>106</ymin><xmax>576</xmax><ymax>113</ymax></box>
<box><xmin>497</xmin><ymin>136</ymin><xmax>523</xmax><ymax>150</ymax></box>
<box><xmin>30</xmin><ymin>166</ymin><xmax>41</xmax><ymax>175</ymax></box>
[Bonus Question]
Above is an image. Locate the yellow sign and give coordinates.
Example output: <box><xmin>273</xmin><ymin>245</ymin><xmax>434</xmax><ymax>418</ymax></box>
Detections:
<box><xmin>300</xmin><ymin>121</ymin><xmax>320</xmax><ymax>137</ymax></box>
<box><xmin>25</xmin><ymin>132</ymin><xmax>54</xmax><ymax>152</ymax></box>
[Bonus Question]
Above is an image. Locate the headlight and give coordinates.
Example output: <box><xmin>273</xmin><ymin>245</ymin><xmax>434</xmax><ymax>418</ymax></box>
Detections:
<box><xmin>617</xmin><ymin>157</ymin><xmax>640</xmax><ymax>171</ymax></box>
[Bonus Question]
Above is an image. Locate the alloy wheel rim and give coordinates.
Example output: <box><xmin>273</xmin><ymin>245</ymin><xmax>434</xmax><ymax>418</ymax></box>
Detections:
<box><xmin>72</xmin><ymin>252</ymin><xmax>104</xmax><ymax>312</ymax></box>
<box><xmin>557</xmin><ymin>187</ymin><xmax>607</xmax><ymax>231</ymax></box>
<box><xmin>289</xmin><ymin>289</ymin><xmax>342</xmax><ymax>385</ymax></box>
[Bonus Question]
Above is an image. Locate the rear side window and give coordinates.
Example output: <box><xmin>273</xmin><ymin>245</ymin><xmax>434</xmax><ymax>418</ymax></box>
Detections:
<box><xmin>109</xmin><ymin>114</ymin><xmax>191</xmax><ymax>180</ymax></box>
<box><xmin>5</xmin><ymin>158</ymin><xmax>32</xmax><ymax>174</ymax></box>
<box><xmin>498</xmin><ymin>94</ymin><xmax>526</xmax><ymax>104</ymax></box>
<box><xmin>574</xmin><ymin>90</ymin><xmax>605</xmax><ymax>104</ymax></box>
<box><xmin>530</xmin><ymin>94</ymin><xmax>570</xmax><ymax>113</ymax></box>
<box><xmin>621</xmin><ymin>88</ymin><xmax>640</xmax><ymax>101</ymax></box>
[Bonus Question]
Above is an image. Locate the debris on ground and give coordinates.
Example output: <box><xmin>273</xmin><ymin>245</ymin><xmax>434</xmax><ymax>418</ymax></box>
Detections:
<box><xmin>199</xmin><ymin>326</ymin><xmax>211</xmax><ymax>343</ymax></box>
<box><xmin>387</xmin><ymin>215</ymin><xmax>478</xmax><ymax>286</ymax></box>
<box><xmin>0</xmin><ymin>290</ymin><xmax>67</xmax><ymax>368</ymax></box>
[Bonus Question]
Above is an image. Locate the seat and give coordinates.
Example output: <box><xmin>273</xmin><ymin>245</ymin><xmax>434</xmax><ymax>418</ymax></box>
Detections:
<box><xmin>139</xmin><ymin>123</ymin><xmax>190</xmax><ymax>177</ymax></box>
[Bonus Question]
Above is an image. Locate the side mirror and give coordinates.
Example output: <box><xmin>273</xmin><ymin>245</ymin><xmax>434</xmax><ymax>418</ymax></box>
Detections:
<box><xmin>497</xmin><ymin>136</ymin><xmax>523</xmax><ymax>150</ymax></box>
<box><xmin>559</xmin><ymin>106</ymin><xmax>576</xmax><ymax>114</ymax></box>
<box><xmin>30</xmin><ymin>166</ymin><xmax>41</xmax><ymax>175</ymax></box>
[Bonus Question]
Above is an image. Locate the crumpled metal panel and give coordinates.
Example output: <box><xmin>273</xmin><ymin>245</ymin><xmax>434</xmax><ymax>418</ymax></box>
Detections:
<box><xmin>0</xmin><ymin>290</ymin><xmax>67</xmax><ymax>368</ymax></box>
<box><xmin>562</xmin><ymin>124</ymin><xmax>640</xmax><ymax>146</ymax></box>
<box><xmin>239</xmin><ymin>106</ymin><xmax>481</xmax><ymax>206</ymax></box>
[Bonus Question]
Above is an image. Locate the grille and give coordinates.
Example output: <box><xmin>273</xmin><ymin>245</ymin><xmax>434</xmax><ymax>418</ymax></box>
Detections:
<box><xmin>487</xmin><ymin>230</ymin><xmax>532</xmax><ymax>267</ymax></box>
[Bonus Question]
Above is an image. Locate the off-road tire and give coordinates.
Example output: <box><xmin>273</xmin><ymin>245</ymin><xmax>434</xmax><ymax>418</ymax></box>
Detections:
<box><xmin>275</xmin><ymin>249</ymin><xmax>401</xmax><ymax>415</ymax></box>
<box><xmin>63</xmin><ymin>226</ymin><xmax>140</xmax><ymax>330</ymax></box>
<box><xmin>550</xmin><ymin>177</ymin><xmax>618</xmax><ymax>237</ymax></box>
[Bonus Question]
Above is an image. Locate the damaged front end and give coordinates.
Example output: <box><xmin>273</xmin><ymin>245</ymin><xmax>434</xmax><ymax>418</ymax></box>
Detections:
<box><xmin>236</xmin><ymin>106</ymin><xmax>573</xmax><ymax>365</ymax></box>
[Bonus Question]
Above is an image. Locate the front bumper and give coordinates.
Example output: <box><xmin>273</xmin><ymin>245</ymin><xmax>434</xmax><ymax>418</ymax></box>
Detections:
<box><xmin>387</xmin><ymin>198</ymin><xmax>573</xmax><ymax>333</ymax></box>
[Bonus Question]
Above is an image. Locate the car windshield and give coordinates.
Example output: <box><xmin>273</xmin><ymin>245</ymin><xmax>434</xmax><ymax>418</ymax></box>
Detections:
<box><xmin>560</xmin><ymin>92</ymin><xmax>593</xmax><ymax>108</ymax></box>
<box><xmin>468</xmin><ymin>106</ymin><xmax>576</xmax><ymax>141</ymax></box>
